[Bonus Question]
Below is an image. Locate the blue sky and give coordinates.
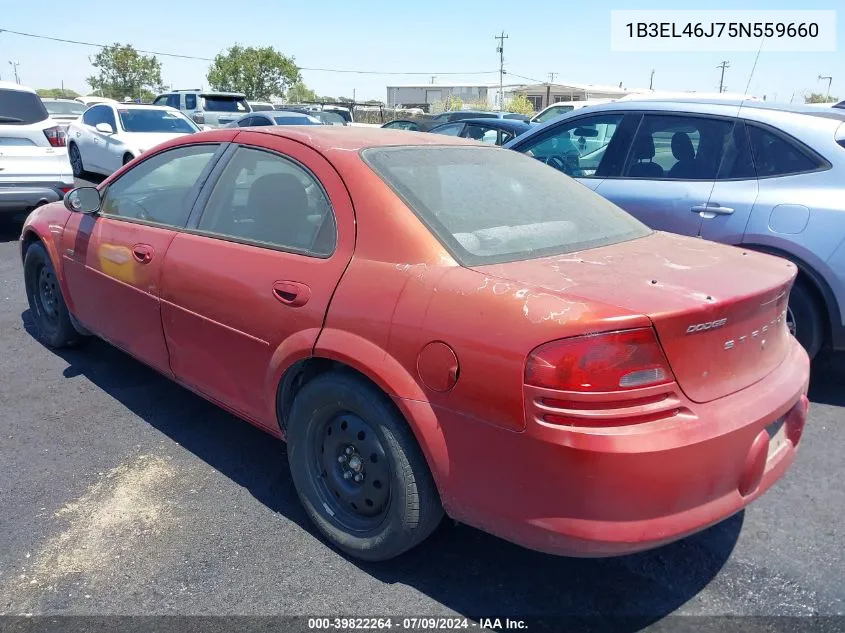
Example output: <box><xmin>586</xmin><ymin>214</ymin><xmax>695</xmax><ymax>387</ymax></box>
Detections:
<box><xmin>0</xmin><ymin>0</ymin><xmax>842</xmax><ymax>103</ymax></box>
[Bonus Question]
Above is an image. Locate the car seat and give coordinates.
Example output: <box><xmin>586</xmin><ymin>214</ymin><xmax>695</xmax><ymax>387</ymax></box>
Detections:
<box><xmin>627</xmin><ymin>135</ymin><xmax>665</xmax><ymax>178</ymax></box>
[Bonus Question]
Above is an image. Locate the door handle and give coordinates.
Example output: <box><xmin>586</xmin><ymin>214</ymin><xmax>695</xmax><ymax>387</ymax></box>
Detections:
<box><xmin>131</xmin><ymin>244</ymin><xmax>154</xmax><ymax>263</ymax></box>
<box><xmin>273</xmin><ymin>281</ymin><xmax>311</xmax><ymax>307</ymax></box>
<box><xmin>691</xmin><ymin>202</ymin><xmax>734</xmax><ymax>217</ymax></box>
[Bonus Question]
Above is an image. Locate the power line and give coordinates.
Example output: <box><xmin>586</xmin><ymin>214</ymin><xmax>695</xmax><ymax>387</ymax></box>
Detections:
<box><xmin>0</xmin><ymin>28</ymin><xmax>499</xmax><ymax>76</ymax></box>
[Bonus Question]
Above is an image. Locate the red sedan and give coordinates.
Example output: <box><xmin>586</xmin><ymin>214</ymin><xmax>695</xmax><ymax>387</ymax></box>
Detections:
<box><xmin>20</xmin><ymin>127</ymin><xmax>810</xmax><ymax>561</ymax></box>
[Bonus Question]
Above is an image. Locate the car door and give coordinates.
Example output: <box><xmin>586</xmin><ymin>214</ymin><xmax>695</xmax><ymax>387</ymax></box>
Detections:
<box><xmin>88</xmin><ymin>105</ymin><xmax>119</xmax><ymax>172</ymax></box>
<box><xmin>159</xmin><ymin>133</ymin><xmax>355</xmax><ymax>428</ymax></box>
<box><xmin>103</xmin><ymin>106</ymin><xmax>128</xmax><ymax>173</ymax></box>
<box><xmin>61</xmin><ymin>142</ymin><xmax>226</xmax><ymax>374</ymax></box>
<box><xmin>594</xmin><ymin>113</ymin><xmax>736</xmax><ymax>236</ymax></box>
<box><xmin>513</xmin><ymin>112</ymin><xmax>637</xmax><ymax>191</ymax></box>
<box><xmin>74</xmin><ymin>105</ymin><xmax>104</xmax><ymax>172</ymax></box>
<box><xmin>697</xmin><ymin>119</ymin><xmax>759</xmax><ymax>243</ymax></box>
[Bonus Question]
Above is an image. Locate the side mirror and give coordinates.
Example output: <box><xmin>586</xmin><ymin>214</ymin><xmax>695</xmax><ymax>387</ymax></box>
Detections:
<box><xmin>95</xmin><ymin>122</ymin><xmax>114</xmax><ymax>134</ymax></box>
<box><xmin>64</xmin><ymin>187</ymin><xmax>101</xmax><ymax>214</ymax></box>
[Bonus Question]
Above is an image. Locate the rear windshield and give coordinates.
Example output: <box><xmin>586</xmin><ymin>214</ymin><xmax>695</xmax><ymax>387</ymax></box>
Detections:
<box><xmin>0</xmin><ymin>89</ymin><xmax>49</xmax><ymax>125</ymax></box>
<box><xmin>325</xmin><ymin>108</ymin><xmax>352</xmax><ymax>123</ymax></box>
<box><xmin>201</xmin><ymin>95</ymin><xmax>249</xmax><ymax>113</ymax></box>
<box><xmin>118</xmin><ymin>108</ymin><xmax>198</xmax><ymax>133</ymax></box>
<box><xmin>315</xmin><ymin>111</ymin><xmax>346</xmax><ymax>125</ymax></box>
<box><xmin>43</xmin><ymin>100</ymin><xmax>86</xmax><ymax>116</ymax></box>
<box><xmin>362</xmin><ymin>146</ymin><xmax>650</xmax><ymax>266</ymax></box>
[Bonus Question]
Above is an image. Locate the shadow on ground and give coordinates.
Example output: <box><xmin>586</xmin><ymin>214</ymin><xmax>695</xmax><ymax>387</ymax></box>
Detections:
<box><xmin>23</xmin><ymin>310</ymin><xmax>745</xmax><ymax>632</ymax></box>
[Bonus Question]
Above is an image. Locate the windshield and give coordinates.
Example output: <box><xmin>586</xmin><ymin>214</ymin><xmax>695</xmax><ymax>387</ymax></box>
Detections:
<box><xmin>118</xmin><ymin>108</ymin><xmax>199</xmax><ymax>133</ymax></box>
<box><xmin>43</xmin><ymin>100</ymin><xmax>86</xmax><ymax>116</ymax></box>
<box><xmin>362</xmin><ymin>146</ymin><xmax>650</xmax><ymax>266</ymax></box>
<box><xmin>273</xmin><ymin>115</ymin><xmax>321</xmax><ymax>125</ymax></box>
<box><xmin>0</xmin><ymin>89</ymin><xmax>49</xmax><ymax>125</ymax></box>
<box><xmin>325</xmin><ymin>108</ymin><xmax>352</xmax><ymax>123</ymax></box>
<box><xmin>201</xmin><ymin>95</ymin><xmax>249</xmax><ymax>112</ymax></box>
<box><xmin>314</xmin><ymin>111</ymin><xmax>346</xmax><ymax>125</ymax></box>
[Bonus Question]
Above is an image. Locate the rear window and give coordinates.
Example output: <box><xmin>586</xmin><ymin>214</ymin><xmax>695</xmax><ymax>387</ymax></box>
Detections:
<box><xmin>0</xmin><ymin>89</ymin><xmax>49</xmax><ymax>125</ymax></box>
<box><xmin>43</xmin><ymin>100</ymin><xmax>86</xmax><ymax>116</ymax></box>
<box><xmin>201</xmin><ymin>95</ymin><xmax>249</xmax><ymax>113</ymax></box>
<box><xmin>362</xmin><ymin>146</ymin><xmax>650</xmax><ymax>266</ymax></box>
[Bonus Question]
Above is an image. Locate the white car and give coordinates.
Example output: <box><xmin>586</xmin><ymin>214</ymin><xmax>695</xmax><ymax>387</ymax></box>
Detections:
<box><xmin>75</xmin><ymin>95</ymin><xmax>118</xmax><ymax>107</ymax></box>
<box><xmin>67</xmin><ymin>103</ymin><xmax>201</xmax><ymax>177</ymax></box>
<box><xmin>0</xmin><ymin>81</ymin><xmax>74</xmax><ymax>218</ymax></box>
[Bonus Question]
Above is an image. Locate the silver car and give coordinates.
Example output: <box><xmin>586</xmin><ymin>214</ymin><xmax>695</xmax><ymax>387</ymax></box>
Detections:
<box><xmin>505</xmin><ymin>99</ymin><xmax>845</xmax><ymax>359</ymax></box>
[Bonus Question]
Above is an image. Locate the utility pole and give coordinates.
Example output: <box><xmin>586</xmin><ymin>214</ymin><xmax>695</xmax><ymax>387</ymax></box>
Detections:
<box><xmin>548</xmin><ymin>72</ymin><xmax>557</xmax><ymax>83</ymax></box>
<box><xmin>818</xmin><ymin>74</ymin><xmax>833</xmax><ymax>100</ymax></box>
<box><xmin>430</xmin><ymin>76</ymin><xmax>436</xmax><ymax>85</ymax></box>
<box><xmin>649</xmin><ymin>69</ymin><xmax>655</xmax><ymax>90</ymax></box>
<box><xmin>9</xmin><ymin>60</ymin><xmax>20</xmax><ymax>84</ymax></box>
<box><xmin>717</xmin><ymin>60</ymin><xmax>730</xmax><ymax>93</ymax></box>
<box><xmin>494</xmin><ymin>31</ymin><xmax>508</xmax><ymax>111</ymax></box>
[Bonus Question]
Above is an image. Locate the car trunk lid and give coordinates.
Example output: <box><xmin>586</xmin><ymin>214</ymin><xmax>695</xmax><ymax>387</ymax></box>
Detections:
<box><xmin>472</xmin><ymin>232</ymin><xmax>796</xmax><ymax>403</ymax></box>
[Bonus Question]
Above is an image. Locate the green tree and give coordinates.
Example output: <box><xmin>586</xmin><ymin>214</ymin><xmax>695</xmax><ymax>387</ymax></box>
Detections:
<box><xmin>805</xmin><ymin>92</ymin><xmax>838</xmax><ymax>103</ymax></box>
<box><xmin>505</xmin><ymin>94</ymin><xmax>535</xmax><ymax>115</ymax></box>
<box><xmin>319</xmin><ymin>95</ymin><xmax>337</xmax><ymax>103</ymax></box>
<box><xmin>87</xmin><ymin>44</ymin><xmax>163</xmax><ymax>100</ymax></box>
<box><xmin>207</xmin><ymin>44</ymin><xmax>299</xmax><ymax>100</ymax></box>
<box><xmin>444</xmin><ymin>95</ymin><xmax>463</xmax><ymax>111</ymax></box>
<box><xmin>286</xmin><ymin>82</ymin><xmax>318</xmax><ymax>103</ymax></box>
<box><xmin>37</xmin><ymin>88</ymin><xmax>81</xmax><ymax>99</ymax></box>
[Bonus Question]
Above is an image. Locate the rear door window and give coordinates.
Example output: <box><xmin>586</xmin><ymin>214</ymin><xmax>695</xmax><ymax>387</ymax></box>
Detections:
<box><xmin>746</xmin><ymin>124</ymin><xmax>827</xmax><ymax>177</ymax></box>
<box><xmin>184</xmin><ymin>94</ymin><xmax>197</xmax><ymax>110</ymax></box>
<box><xmin>623</xmin><ymin>114</ymin><xmax>736</xmax><ymax>180</ymax></box>
<box><xmin>0</xmin><ymin>89</ymin><xmax>49</xmax><ymax>125</ymax></box>
<box><xmin>201</xmin><ymin>95</ymin><xmax>249</xmax><ymax>113</ymax></box>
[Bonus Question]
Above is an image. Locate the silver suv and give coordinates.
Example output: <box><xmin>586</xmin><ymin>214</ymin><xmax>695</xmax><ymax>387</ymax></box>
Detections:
<box><xmin>505</xmin><ymin>99</ymin><xmax>845</xmax><ymax>358</ymax></box>
<box><xmin>152</xmin><ymin>89</ymin><xmax>251</xmax><ymax>128</ymax></box>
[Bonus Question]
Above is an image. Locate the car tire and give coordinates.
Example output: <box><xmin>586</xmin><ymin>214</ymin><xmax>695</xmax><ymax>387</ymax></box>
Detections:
<box><xmin>286</xmin><ymin>370</ymin><xmax>443</xmax><ymax>561</ymax></box>
<box><xmin>24</xmin><ymin>242</ymin><xmax>86</xmax><ymax>349</ymax></box>
<box><xmin>68</xmin><ymin>143</ymin><xmax>85</xmax><ymax>179</ymax></box>
<box><xmin>123</xmin><ymin>153</ymin><xmax>134</xmax><ymax>166</ymax></box>
<box><xmin>788</xmin><ymin>279</ymin><xmax>824</xmax><ymax>359</ymax></box>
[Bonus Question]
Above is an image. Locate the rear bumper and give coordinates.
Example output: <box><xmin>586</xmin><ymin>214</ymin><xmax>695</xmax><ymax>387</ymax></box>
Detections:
<box><xmin>0</xmin><ymin>181</ymin><xmax>73</xmax><ymax>213</ymax></box>
<box><xmin>403</xmin><ymin>338</ymin><xmax>810</xmax><ymax>557</ymax></box>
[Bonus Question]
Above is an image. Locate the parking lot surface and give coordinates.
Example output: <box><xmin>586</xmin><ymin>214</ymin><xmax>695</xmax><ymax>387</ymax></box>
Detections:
<box><xmin>0</xmin><ymin>214</ymin><xmax>843</xmax><ymax>630</ymax></box>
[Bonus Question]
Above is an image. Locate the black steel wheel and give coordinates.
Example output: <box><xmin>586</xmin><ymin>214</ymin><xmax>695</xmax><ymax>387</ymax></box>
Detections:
<box><xmin>286</xmin><ymin>371</ymin><xmax>443</xmax><ymax>561</ymax></box>
<box><xmin>309</xmin><ymin>412</ymin><xmax>392</xmax><ymax>532</ymax></box>
<box><xmin>69</xmin><ymin>143</ymin><xmax>85</xmax><ymax>178</ymax></box>
<box><xmin>23</xmin><ymin>242</ymin><xmax>85</xmax><ymax>348</ymax></box>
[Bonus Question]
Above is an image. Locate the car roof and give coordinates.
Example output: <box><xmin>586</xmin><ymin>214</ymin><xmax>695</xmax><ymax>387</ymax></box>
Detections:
<box><xmin>199</xmin><ymin>126</ymin><xmax>484</xmax><ymax>152</ymax></box>
<box><xmin>580</xmin><ymin>98</ymin><xmax>845</xmax><ymax>120</ymax></box>
<box><xmin>40</xmin><ymin>98</ymin><xmax>81</xmax><ymax>103</ymax></box>
<box><xmin>0</xmin><ymin>81</ymin><xmax>36</xmax><ymax>94</ymax></box>
<box><xmin>108</xmin><ymin>103</ymin><xmax>178</xmax><ymax>111</ymax></box>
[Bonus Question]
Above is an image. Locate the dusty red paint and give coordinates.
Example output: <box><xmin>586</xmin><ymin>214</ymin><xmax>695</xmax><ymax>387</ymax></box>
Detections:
<box><xmin>20</xmin><ymin>127</ymin><xmax>811</xmax><ymax>557</ymax></box>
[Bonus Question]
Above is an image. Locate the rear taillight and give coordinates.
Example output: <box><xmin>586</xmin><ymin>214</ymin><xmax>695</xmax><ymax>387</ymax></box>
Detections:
<box><xmin>525</xmin><ymin>328</ymin><xmax>673</xmax><ymax>392</ymax></box>
<box><xmin>43</xmin><ymin>126</ymin><xmax>67</xmax><ymax>148</ymax></box>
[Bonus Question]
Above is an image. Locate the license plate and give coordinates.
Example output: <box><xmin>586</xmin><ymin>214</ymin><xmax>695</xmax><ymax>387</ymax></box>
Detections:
<box><xmin>766</xmin><ymin>417</ymin><xmax>788</xmax><ymax>460</ymax></box>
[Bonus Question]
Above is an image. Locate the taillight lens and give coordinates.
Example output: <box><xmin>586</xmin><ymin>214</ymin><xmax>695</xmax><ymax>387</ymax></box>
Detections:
<box><xmin>525</xmin><ymin>328</ymin><xmax>673</xmax><ymax>392</ymax></box>
<box><xmin>43</xmin><ymin>126</ymin><xmax>67</xmax><ymax>148</ymax></box>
